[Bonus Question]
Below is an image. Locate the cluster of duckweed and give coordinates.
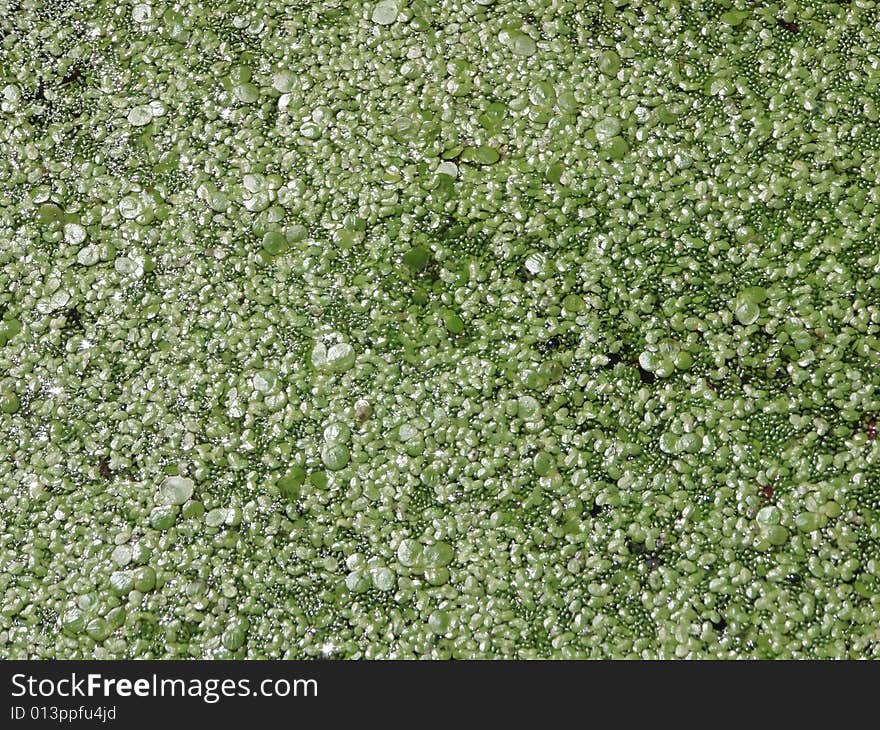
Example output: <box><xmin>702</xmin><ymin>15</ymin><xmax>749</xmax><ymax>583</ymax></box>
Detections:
<box><xmin>2</xmin><ymin>0</ymin><xmax>880</xmax><ymax>658</ymax></box>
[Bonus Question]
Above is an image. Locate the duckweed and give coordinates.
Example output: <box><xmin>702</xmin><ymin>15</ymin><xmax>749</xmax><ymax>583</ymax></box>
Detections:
<box><xmin>157</xmin><ymin>476</ymin><xmax>195</xmax><ymax>506</ymax></box>
<box><xmin>2</xmin><ymin>0</ymin><xmax>880</xmax><ymax>661</ymax></box>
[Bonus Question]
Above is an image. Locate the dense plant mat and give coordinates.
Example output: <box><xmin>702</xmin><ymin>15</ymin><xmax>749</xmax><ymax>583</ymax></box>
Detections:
<box><xmin>1</xmin><ymin>0</ymin><xmax>880</xmax><ymax>658</ymax></box>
